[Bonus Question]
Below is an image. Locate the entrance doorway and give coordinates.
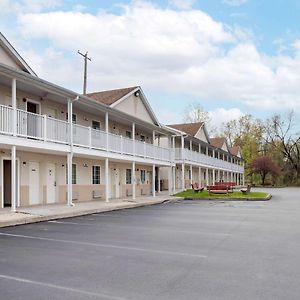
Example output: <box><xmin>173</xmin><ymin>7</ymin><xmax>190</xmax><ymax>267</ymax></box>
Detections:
<box><xmin>3</xmin><ymin>160</ymin><xmax>11</xmax><ymax>207</ymax></box>
<box><xmin>110</xmin><ymin>168</ymin><xmax>120</xmax><ymax>199</ymax></box>
<box><xmin>2</xmin><ymin>158</ymin><xmax>19</xmax><ymax>208</ymax></box>
<box><xmin>26</xmin><ymin>100</ymin><xmax>41</xmax><ymax>138</ymax></box>
<box><xmin>29</xmin><ymin>162</ymin><xmax>40</xmax><ymax>205</ymax></box>
<box><xmin>46</xmin><ymin>163</ymin><xmax>56</xmax><ymax>204</ymax></box>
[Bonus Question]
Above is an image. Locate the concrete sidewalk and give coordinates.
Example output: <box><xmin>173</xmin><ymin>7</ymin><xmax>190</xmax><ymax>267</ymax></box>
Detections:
<box><xmin>0</xmin><ymin>194</ymin><xmax>180</xmax><ymax>228</ymax></box>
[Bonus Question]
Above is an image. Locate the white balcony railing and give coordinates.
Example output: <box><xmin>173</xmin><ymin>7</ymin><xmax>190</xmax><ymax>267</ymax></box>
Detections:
<box><xmin>175</xmin><ymin>148</ymin><xmax>244</xmax><ymax>173</ymax></box>
<box><xmin>0</xmin><ymin>105</ymin><xmax>170</xmax><ymax>162</ymax></box>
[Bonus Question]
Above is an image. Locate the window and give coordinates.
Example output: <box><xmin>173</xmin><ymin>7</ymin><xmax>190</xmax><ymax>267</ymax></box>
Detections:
<box><xmin>126</xmin><ymin>169</ymin><xmax>132</xmax><ymax>184</ymax></box>
<box><xmin>126</xmin><ymin>131</ymin><xmax>132</xmax><ymax>139</ymax></box>
<box><xmin>140</xmin><ymin>170</ymin><xmax>146</xmax><ymax>184</ymax></box>
<box><xmin>66</xmin><ymin>163</ymin><xmax>77</xmax><ymax>184</ymax></box>
<box><xmin>92</xmin><ymin>166</ymin><xmax>101</xmax><ymax>184</ymax></box>
<box><xmin>140</xmin><ymin>135</ymin><xmax>145</xmax><ymax>142</ymax></box>
<box><xmin>72</xmin><ymin>164</ymin><xmax>77</xmax><ymax>184</ymax></box>
<box><xmin>66</xmin><ymin>113</ymin><xmax>77</xmax><ymax>124</ymax></box>
<box><xmin>92</xmin><ymin>120</ymin><xmax>101</xmax><ymax>130</ymax></box>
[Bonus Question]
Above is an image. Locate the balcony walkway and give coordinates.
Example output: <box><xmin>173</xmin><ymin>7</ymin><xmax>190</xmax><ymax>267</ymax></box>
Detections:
<box><xmin>0</xmin><ymin>192</ymin><xmax>181</xmax><ymax>228</ymax></box>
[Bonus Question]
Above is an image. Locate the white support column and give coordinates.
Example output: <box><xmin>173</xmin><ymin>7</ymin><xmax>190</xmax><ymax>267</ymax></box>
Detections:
<box><xmin>152</xmin><ymin>164</ymin><xmax>156</xmax><ymax>197</ymax></box>
<box><xmin>132</xmin><ymin>161</ymin><xmax>136</xmax><ymax>200</ymax></box>
<box><xmin>190</xmin><ymin>140</ymin><xmax>192</xmax><ymax>150</ymax></box>
<box><xmin>132</xmin><ymin>122</ymin><xmax>135</xmax><ymax>155</ymax></box>
<box><xmin>168</xmin><ymin>166</ymin><xmax>172</xmax><ymax>195</ymax></box>
<box><xmin>198</xmin><ymin>143</ymin><xmax>201</xmax><ymax>153</ymax></box>
<box><xmin>67</xmin><ymin>98</ymin><xmax>74</xmax><ymax>207</ymax></box>
<box><xmin>206</xmin><ymin>146</ymin><xmax>209</xmax><ymax>156</ymax></box>
<box><xmin>212</xmin><ymin>169</ymin><xmax>215</xmax><ymax>185</ymax></box>
<box><xmin>206</xmin><ymin>168</ymin><xmax>209</xmax><ymax>186</ymax></box>
<box><xmin>67</xmin><ymin>153</ymin><xmax>73</xmax><ymax>206</ymax></box>
<box><xmin>172</xmin><ymin>165</ymin><xmax>176</xmax><ymax>192</ymax></box>
<box><xmin>243</xmin><ymin>173</ymin><xmax>245</xmax><ymax>186</ymax></box>
<box><xmin>181</xmin><ymin>163</ymin><xmax>185</xmax><ymax>190</ymax></box>
<box><xmin>11</xmin><ymin>145</ymin><xmax>16</xmax><ymax>212</ymax></box>
<box><xmin>190</xmin><ymin>165</ymin><xmax>193</xmax><ymax>186</ymax></box>
<box><xmin>217</xmin><ymin>169</ymin><xmax>220</xmax><ymax>182</ymax></box>
<box><xmin>105</xmin><ymin>112</ymin><xmax>109</xmax><ymax>151</ymax></box>
<box><xmin>157</xmin><ymin>167</ymin><xmax>161</xmax><ymax>193</ymax></box>
<box><xmin>198</xmin><ymin>166</ymin><xmax>201</xmax><ymax>187</ymax></box>
<box><xmin>12</xmin><ymin>78</ymin><xmax>17</xmax><ymax>136</ymax></box>
<box><xmin>231</xmin><ymin>172</ymin><xmax>233</xmax><ymax>183</ymax></box>
<box><xmin>105</xmin><ymin>158</ymin><xmax>109</xmax><ymax>202</ymax></box>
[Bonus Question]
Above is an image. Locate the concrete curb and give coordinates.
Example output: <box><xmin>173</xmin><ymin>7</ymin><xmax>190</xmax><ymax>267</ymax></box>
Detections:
<box><xmin>0</xmin><ymin>198</ymin><xmax>180</xmax><ymax>228</ymax></box>
<box><xmin>183</xmin><ymin>194</ymin><xmax>272</xmax><ymax>201</ymax></box>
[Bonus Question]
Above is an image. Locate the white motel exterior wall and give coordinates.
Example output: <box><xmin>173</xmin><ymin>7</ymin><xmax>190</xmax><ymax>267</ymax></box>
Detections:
<box><xmin>0</xmin><ymin>34</ymin><xmax>244</xmax><ymax>211</ymax></box>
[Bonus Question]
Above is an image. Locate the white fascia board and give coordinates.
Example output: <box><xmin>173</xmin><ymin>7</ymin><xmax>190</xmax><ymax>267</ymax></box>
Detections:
<box><xmin>110</xmin><ymin>87</ymin><xmax>160</xmax><ymax>126</ymax></box>
<box><xmin>0</xmin><ymin>32</ymin><xmax>37</xmax><ymax>76</ymax></box>
<box><xmin>0</xmin><ymin>63</ymin><xmax>78</xmax><ymax>100</ymax></box>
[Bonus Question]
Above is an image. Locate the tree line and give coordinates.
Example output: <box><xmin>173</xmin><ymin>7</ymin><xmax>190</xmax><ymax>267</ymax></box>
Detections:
<box><xmin>183</xmin><ymin>103</ymin><xmax>300</xmax><ymax>186</ymax></box>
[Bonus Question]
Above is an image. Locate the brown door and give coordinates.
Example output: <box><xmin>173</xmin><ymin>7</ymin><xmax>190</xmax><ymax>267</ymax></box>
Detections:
<box><xmin>3</xmin><ymin>160</ymin><xmax>11</xmax><ymax>207</ymax></box>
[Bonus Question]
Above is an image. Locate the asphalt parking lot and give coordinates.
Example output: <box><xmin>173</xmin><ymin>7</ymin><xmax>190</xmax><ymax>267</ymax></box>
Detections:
<box><xmin>0</xmin><ymin>187</ymin><xmax>300</xmax><ymax>300</ymax></box>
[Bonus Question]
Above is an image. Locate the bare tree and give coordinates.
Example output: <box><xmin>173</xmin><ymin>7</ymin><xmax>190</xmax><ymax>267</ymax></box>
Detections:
<box><xmin>183</xmin><ymin>102</ymin><xmax>211</xmax><ymax>124</ymax></box>
<box><xmin>265</xmin><ymin>111</ymin><xmax>300</xmax><ymax>180</ymax></box>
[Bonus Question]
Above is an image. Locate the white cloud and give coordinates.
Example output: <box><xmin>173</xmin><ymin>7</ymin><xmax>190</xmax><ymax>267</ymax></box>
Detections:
<box><xmin>169</xmin><ymin>0</ymin><xmax>195</xmax><ymax>10</ymax></box>
<box><xmin>14</xmin><ymin>1</ymin><xmax>300</xmax><ymax>114</ymax></box>
<box><xmin>223</xmin><ymin>0</ymin><xmax>248</xmax><ymax>6</ymax></box>
<box><xmin>0</xmin><ymin>0</ymin><xmax>61</xmax><ymax>15</ymax></box>
<box><xmin>208</xmin><ymin>108</ymin><xmax>245</xmax><ymax>130</ymax></box>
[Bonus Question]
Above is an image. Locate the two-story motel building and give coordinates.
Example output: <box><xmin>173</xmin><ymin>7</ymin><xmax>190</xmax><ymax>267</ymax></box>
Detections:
<box><xmin>0</xmin><ymin>32</ymin><xmax>244</xmax><ymax>211</ymax></box>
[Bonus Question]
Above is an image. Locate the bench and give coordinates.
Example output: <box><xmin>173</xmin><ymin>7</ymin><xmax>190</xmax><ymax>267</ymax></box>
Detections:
<box><xmin>241</xmin><ymin>184</ymin><xmax>251</xmax><ymax>195</ymax></box>
<box><xmin>207</xmin><ymin>185</ymin><xmax>229</xmax><ymax>195</ymax></box>
<box><xmin>191</xmin><ymin>183</ymin><xmax>204</xmax><ymax>193</ymax></box>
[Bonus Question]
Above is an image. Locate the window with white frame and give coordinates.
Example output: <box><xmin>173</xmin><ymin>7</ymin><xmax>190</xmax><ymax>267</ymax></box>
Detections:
<box><xmin>140</xmin><ymin>170</ymin><xmax>146</xmax><ymax>184</ymax></box>
<box><xmin>92</xmin><ymin>166</ymin><xmax>101</xmax><ymax>184</ymax></box>
<box><xmin>126</xmin><ymin>169</ymin><xmax>132</xmax><ymax>184</ymax></box>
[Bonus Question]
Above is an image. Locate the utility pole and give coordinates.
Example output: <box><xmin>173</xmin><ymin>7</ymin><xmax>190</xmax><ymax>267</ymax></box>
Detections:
<box><xmin>77</xmin><ymin>50</ymin><xmax>91</xmax><ymax>94</ymax></box>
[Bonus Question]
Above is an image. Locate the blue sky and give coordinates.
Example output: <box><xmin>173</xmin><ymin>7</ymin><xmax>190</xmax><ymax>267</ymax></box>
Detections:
<box><xmin>1</xmin><ymin>0</ymin><xmax>300</xmax><ymax>130</ymax></box>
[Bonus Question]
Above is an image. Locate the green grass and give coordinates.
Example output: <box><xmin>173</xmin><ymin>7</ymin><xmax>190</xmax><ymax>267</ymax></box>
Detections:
<box><xmin>174</xmin><ymin>189</ymin><xmax>269</xmax><ymax>200</ymax></box>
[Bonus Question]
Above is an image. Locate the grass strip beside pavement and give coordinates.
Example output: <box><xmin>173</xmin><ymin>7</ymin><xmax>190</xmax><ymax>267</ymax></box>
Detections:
<box><xmin>175</xmin><ymin>189</ymin><xmax>270</xmax><ymax>200</ymax></box>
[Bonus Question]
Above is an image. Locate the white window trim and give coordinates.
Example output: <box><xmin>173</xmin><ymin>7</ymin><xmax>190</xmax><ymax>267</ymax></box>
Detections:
<box><xmin>25</xmin><ymin>98</ymin><xmax>42</xmax><ymax>115</ymax></box>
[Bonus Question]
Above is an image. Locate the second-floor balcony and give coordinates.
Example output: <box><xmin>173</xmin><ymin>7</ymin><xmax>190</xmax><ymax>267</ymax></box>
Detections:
<box><xmin>175</xmin><ymin>148</ymin><xmax>243</xmax><ymax>173</ymax></box>
<box><xmin>0</xmin><ymin>104</ymin><xmax>171</xmax><ymax>163</ymax></box>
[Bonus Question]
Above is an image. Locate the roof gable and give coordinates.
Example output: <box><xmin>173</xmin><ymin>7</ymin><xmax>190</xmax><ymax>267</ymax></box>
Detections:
<box><xmin>210</xmin><ymin>137</ymin><xmax>230</xmax><ymax>152</ymax></box>
<box><xmin>0</xmin><ymin>32</ymin><xmax>37</xmax><ymax>76</ymax></box>
<box><xmin>86</xmin><ymin>86</ymin><xmax>160</xmax><ymax>125</ymax></box>
<box><xmin>86</xmin><ymin>86</ymin><xmax>137</xmax><ymax>106</ymax></box>
<box><xmin>230</xmin><ymin>146</ymin><xmax>241</xmax><ymax>157</ymax></box>
<box><xmin>168</xmin><ymin>122</ymin><xmax>204</xmax><ymax>137</ymax></box>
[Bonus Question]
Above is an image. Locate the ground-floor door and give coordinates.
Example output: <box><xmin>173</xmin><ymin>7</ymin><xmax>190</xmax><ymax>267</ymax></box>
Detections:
<box><xmin>46</xmin><ymin>163</ymin><xmax>56</xmax><ymax>204</ymax></box>
<box><xmin>29</xmin><ymin>162</ymin><xmax>40</xmax><ymax>205</ymax></box>
<box><xmin>2</xmin><ymin>159</ymin><xmax>19</xmax><ymax>208</ymax></box>
<box><xmin>110</xmin><ymin>168</ymin><xmax>120</xmax><ymax>199</ymax></box>
<box><xmin>3</xmin><ymin>160</ymin><xmax>11</xmax><ymax>207</ymax></box>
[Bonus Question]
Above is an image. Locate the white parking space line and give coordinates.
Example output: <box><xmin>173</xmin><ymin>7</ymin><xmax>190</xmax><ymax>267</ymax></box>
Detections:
<box><xmin>0</xmin><ymin>232</ymin><xmax>207</xmax><ymax>259</ymax></box>
<box><xmin>0</xmin><ymin>274</ymin><xmax>128</xmax><ymax>300</ymax></box>
<box><xmin>48</xmin><ymin>220</ymin><xmax>230</xmax><ymax>236</ymax></box>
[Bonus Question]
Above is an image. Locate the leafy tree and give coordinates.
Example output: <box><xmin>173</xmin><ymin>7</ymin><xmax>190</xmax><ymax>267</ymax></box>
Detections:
<box><xmin>249</xmin><ymin>156</ymin><xmax>280</xmax><ymax>185</ymax></box>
